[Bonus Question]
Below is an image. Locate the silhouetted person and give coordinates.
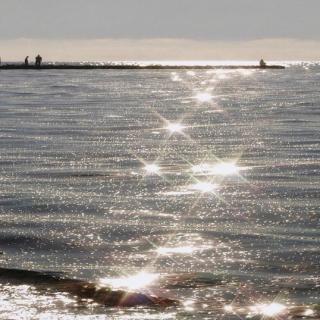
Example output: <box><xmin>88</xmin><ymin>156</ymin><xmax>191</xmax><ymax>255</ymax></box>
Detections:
<box><xmin>259</xmin><ymin>59</ymin><xmax>267</xmax><ymax>68</ymax></box>
<box><xmin>35</xmin><ymin>54</ymin><xmax>42</xmax><ymax>67</ymax></box>
<box><xmin>24</xmin><ymin>56</ymin><xmax>29</xmax><ymax>66</ymax></box>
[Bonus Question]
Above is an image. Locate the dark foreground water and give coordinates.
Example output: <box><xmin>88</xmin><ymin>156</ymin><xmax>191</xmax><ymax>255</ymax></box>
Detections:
<box><xmin>0</xmin><ymin>63</ymin><xmax>319</xmax><ymax>319</ymax></box>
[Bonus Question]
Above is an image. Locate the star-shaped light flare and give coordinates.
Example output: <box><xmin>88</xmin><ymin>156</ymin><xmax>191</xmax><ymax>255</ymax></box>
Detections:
<box><xmin>165</xmin><ymin>122</ymin><xmax>186</xmax><ymax>134</ymax></box>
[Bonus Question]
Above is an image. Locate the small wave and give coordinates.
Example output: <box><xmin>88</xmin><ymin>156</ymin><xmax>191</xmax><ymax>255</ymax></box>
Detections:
<box><xmin>160</xmin><ymin>272</ymin><xmax>227</xmax><ymax>289</ymax></box>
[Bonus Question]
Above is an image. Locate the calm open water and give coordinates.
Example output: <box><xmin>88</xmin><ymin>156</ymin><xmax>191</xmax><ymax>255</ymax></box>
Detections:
<box><xmin>0</xmin><ymin>63</ymin><xmax>319</xmax><ymax>319</ymax></box>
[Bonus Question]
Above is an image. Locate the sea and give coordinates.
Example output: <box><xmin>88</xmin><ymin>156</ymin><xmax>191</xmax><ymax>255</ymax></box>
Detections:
<box><xmin>0</xmin><ymin>61</ymin><xmax>319</xmax><ymax>319</ymax></box>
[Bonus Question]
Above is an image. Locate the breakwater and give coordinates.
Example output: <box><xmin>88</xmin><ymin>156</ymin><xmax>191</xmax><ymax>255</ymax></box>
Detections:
<box><xmin>0</xmin><ymin>64</ymin><xmax>285</xmax><ymax>70</ymax></box>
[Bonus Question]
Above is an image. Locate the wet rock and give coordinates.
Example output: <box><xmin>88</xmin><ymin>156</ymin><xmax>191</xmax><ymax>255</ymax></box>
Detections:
<box><xmin>0</xmin><ymin>267</ymin><xmax>178</xmax><ymax>308</ymax></box>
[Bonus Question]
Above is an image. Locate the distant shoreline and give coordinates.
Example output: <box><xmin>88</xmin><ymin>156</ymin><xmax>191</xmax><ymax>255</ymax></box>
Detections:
<box><xmin>0</xmin><ymin>64</ymin><xmax>285</xmax><ymax>70</ymax></box>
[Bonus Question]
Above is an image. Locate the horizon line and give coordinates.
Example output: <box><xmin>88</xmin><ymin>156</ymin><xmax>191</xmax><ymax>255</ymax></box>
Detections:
<box><xmin>1</xmin><ymin>38</ymin><xmax>320</xmax><ymax>61</ymax></box>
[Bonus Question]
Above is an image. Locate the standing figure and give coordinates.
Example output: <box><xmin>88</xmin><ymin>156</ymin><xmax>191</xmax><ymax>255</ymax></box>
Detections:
<box><xmin>24</xmin><ymin>56</ymin><xmax>29</xmax><ymax>66</ymax></box>
<box><xmin>35</xmin><ymin>54</ymin><xmax>42</xmax><ymax>67</ymax></box>
<box><xmin>259</xmin><ymin>59</ymin><xmax>267</xmax><ymax>68</ymax></box>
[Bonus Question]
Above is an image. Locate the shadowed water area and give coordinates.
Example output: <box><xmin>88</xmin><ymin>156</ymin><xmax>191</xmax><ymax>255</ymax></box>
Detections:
<box><xmin>0</xmin><ymin>63</ymin><xmax>319</xmax><ymax>319</ymax></box>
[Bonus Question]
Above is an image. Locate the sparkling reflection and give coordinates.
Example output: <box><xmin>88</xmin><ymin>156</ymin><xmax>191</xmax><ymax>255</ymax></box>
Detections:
<box><xmin>100</xmin><ymin>272</ymin><xmax>159</xmax><ymax>291</ymax></box>
<box><xmin>186</xmin><ymin>71</ymin><xmax>196</xmax><ymax>76</ymax></box>
<box><xmin>250</xmin><ymin>303</ymin><xmax>287</xmax><ymax>317</ymax></box>
<box><xmin>189</xmin><ymin>182</ymin><xmax>218</xmax><ymax>193</ymax></box>
<box><xmin>2</xmin><ymin>64</ymin><xmax>318</xmax><ymax>319</ymax></box>
<box><xmin>171</xmin><ymin>72</ymin><xmax>182</xmax><ymax>82</ymax></box>
<box><xmin>261</xmin><ymin>303</ymin><xmax>287</xmax><ymax>317</ymax></box>
<box><xmin>239</xmin><ymin>69</ymin><xmax>254</xmax><ymax>77</ymax></box>
<box><xmin>191</xmin><ymin>163</ymin><xmax>214</xmax><ymax>174</ymax></box>
<box><xmin>211</xmin><ymin>162</ymin><xmax>239</xmax><ymax>176</ymax></box>
<box><xmin>183</xmin><ymin>299</ymin><xmax>195</xmax><ymax>312</ymax></box>
<box><xmin>0</xmin><ymin>284</ymin><xmax>79</xmax><ymax>319</ymax></box>
<box><xmin>165</xmin><ymin>122</ymin><xmax>186</xmax><ymax>134</ymax></box>
<box><xmin>304</xmin><ymin>309</ymin><xmax>315</xmax><ymax>316</ymax></box>
<box><xmin>156</xmin><ymin>246</ymin><xmax>195</xmax><ymax>255</ymax></box>
<box><xmin>194</xmin><ymin>92</ymin><xmax>213</xmax><ymax>103</ymax></box>
<box><xmin>224</xmin><ymin>304</ymin><xmax>234</xmax><ymax>313</ymax></box>
<box><xmin>191</xmin><ymin>161</ymin><xmax>240</xmax><ymax>176</ymax></box>
<box><xmin>223</xmin><ymin>302</ymin><xmax>319</xmax><ymax>319</ymax></box>
<box><xmin>144</xmin><ymin>163</ymin><xmax>161</xmax><ymax>175</ymax></box>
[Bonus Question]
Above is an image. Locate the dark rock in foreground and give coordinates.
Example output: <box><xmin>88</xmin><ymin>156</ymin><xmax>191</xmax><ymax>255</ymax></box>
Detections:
<box><xmin>0</xmin><ymin>267</ymin><xmax>177</xmax><ymax>308</ymax></box>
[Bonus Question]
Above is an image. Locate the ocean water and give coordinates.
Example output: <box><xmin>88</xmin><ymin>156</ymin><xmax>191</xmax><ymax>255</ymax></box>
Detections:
<box><xmin>0</xmin><ymin>62</ymin><xmax>319</xmax><ymax>319</ymax></box>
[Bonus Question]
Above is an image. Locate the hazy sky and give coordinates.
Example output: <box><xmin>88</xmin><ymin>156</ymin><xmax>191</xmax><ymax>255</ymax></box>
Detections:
<box><xmin>1</xmin><ymin>0</ymin><xmax>320</xmax><ymax>60</ymax></box>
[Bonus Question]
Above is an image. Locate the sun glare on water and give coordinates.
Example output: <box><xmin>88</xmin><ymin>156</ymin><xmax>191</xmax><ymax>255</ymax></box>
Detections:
<box><xmin>191</xmin><ymin>163</ymin><xmax>213</xmax><ymax>174</ymax></box>
<box><xmin>261</xmin><ymin>303</ymin><xmax>286</xmax><ymax>317</ymax></box>
<box><xmin>191</xmin><ymin>162</ymin><xmax>240</xmax><ymax>176</ymax></box>
<box><xmin>250</xmin><ymin>303</ymin><xmax>287</xmax><ymax>317</ymax></box>
<box><xmin>100</xmin><ymin>272</ymin><xmax>159</xmax><ymax>291</ymax></box>
<box><xmin>189</xmin><ymin>182</ymin><xmax>218</xmax><ymax>193</ymax></box>
<box><xmin>165</xmin><ymin>122</ymin><xmax>186</xmax><ymax>134</ymax></box>
<box><xmin>156</xmin><ymin>246</ymin><xmax>195</xmax><ymax>255</ymax></box>
<box><xmin>186</xmin><ymin>71</ymin><xmax>196</xmax><ymax>76</ymax></box>
<box><xmin>211</xmin><ymin>162</ymin><xmax>239</xmax><ymax>176</ymax></box>
<box><xmin>194</xmin><ymin>92</ymin><xmax>213</xmax><ymax>103</ymax></box>
<box><xmin>144</xmin><ymin>164</ymin><xmax>161</xmax><ymax>175</ymax></box>
<box><xmin>171</xmin><ymin>72</ymin><xmax>182</xmax><ymax>82</ymax></box>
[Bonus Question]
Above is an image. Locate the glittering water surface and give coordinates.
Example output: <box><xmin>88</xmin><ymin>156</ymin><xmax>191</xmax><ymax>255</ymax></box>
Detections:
<box><xmin>0</xmin><ymin>62</ymin><xmax>319</xmax><ymax>319</ymax></box>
